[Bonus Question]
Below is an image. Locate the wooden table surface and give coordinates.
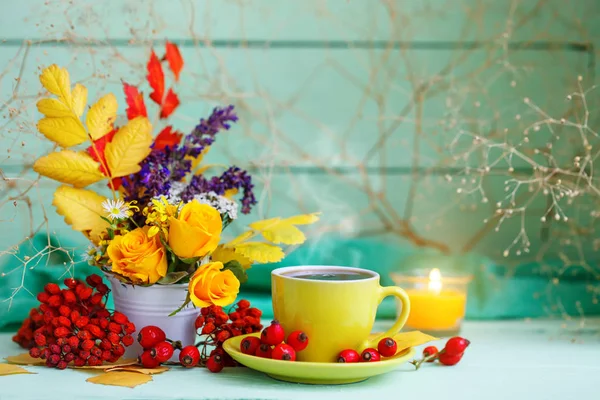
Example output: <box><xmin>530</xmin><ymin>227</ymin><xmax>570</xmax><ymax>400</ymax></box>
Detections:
<box><xmin>1</xmin><ymin>319</ymin><xmax>598</xmax><ymax>400</ymax></box>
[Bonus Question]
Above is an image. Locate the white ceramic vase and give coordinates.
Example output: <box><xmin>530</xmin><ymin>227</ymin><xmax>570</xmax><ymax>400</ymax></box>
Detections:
<box><xmin>108</xmin><ymin>276</ymin><xmax>199</xmax><ymax>362</ymax></box>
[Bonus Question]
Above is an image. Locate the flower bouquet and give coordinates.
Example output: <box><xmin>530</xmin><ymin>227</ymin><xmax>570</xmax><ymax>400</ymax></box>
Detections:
<box><xmin>31</xmin><ymin>42</ymin><xmax>319</xmax><ymax>355</ymax></box>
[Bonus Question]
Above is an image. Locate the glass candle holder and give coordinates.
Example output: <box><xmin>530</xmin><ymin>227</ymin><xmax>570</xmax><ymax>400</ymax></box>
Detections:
<box><xmin>390</xmin><ymin>268</ymin><xmax>473</xmax><ymax>336</ymax></box>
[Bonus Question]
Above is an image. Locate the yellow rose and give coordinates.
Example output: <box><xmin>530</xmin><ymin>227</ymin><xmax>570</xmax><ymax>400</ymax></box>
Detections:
<box><xmin>188</xmin><ymin>262</ymin><xmax>240</xmax><ymax>307</ymax></box>
<box><xmin>107</xmin><ymin>226</ymin><xmax>168</xmax><ymax>284</ymax></box>
<box><xmin>168</xmin><ymin>200</ymin><xmax>222</xmax><ymax>259</ymax></box>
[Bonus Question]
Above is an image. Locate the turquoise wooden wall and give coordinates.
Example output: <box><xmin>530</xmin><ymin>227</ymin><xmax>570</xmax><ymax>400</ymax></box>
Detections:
<box><xmin>1</xmin><ymin>0</ymin><xmax>600</xmax><ymax>321</ymax></box>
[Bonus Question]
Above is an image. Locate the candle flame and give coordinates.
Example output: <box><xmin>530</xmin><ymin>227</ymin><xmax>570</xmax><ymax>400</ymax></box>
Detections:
<box><xmin>428</xmin><ymin>268</ymin><xmax>442</xmax><ymax>293</ymax></box>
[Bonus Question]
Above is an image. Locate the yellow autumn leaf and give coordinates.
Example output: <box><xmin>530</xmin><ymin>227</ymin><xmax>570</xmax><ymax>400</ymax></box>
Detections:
<box><xmin>0</xmin><ymin>364</ymin><xmax>34</xmax><ymax>376</ymax></box>
<box><xmin>39</xmin><ymin>64</ymin><xmax>72</xmax><ymax>105</ymax></box>
<box><xmin>33</xmin><ymin>150</ymin><xmax>105</xmax><ymax>188</ymax></box>
<box><xmin>233</xmin><ymin>242</ymin><xmax>285</xmax><ymax>264</ymax></box>
<box><xmin>86</xmin><ymin>93</ymin><xmax>118</xmax><ymax>140</ymax></box>
<box><xmin>248</xmin><ymin>217</ymin><xmax>281</xmax><ymax>232</ymax></box>
<box><xmin>105</xmin><ymin>116</ymin><xmax>153</xmax><ymax>177</ymax></box>
<box><xmin>86</xmin><ymin>371</ymin><xmax>152</xmax><ymax>388</ymax></box>
<box><xmin>211</xmin><ymin>245</ymin><xmax>252</xmax><ymax>269</ymax></box>
<box><xmin>392</xmin><ymin>331</ymin><xmax>438</xmax><ymax>353</ymax></box>
<box><xmin>37</xmin><ymin>116</ymin><xmax>88</xmax><ymax>148</ymax></box>
<box><xmin>52</xmin><ymin>185</ymin><xmax>110</xmax><ymax>243</ymax></box>
<box><xmin>226</xmin><ymin>230</ymin><xmax>255</xmax><ymax>247</ymax></box>
<box><xmin>4</xmin><ymin>353</ymin><xmax>45</xmax><ymax>366</ymax></box>
<box><xmin>72</xmin><ymin>358</ymin><xmax>137</xmax><ymax>370</ymax></box>
<box><xmin>105</xmin><ymin>365</ymin><xmax>169</xmax><ymax>375</ymax></box>
<box><xmin>283</xmin><ymin>212</ymin><xmax>321</xmax><ymax>225</ymax></box>
<box><xmin>72</xmin><ymin>83</ymin><xmax>88</xmax><ymax>117</ymax></box>
<box><xmin>36</xmin><ymin>98</ymin><xmax>72</xmax><ymax>117</ymax></box>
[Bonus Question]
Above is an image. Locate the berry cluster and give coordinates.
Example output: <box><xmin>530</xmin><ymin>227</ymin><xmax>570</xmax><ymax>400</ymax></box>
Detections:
<box><xmin>12</xmin><ymin>275</ymin><xmax>136</xmax><ymax>369</ymax></box>
<box><xmin>195</xmin><ymin>299</ymin><xmax>264</xmax><ymax>373</ymax></box>
<box><xmin>240</xmin><ymin>320</ymin><xmax>309</xmax><ymax>362</ymax></box>
<box><xmin>337</xmin><ymin>337</ymin><xmax>398</xmax><ymax>363</ymax></box>
<box><xmin>411</xmin><ymin>336</ymin><xmax>471</xmax><ymax>369</ymax></box>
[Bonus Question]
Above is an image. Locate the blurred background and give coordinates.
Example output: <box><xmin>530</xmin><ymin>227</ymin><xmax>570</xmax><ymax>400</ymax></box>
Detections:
<box><xmin>1</xmin><ymin>0</ymin><xmax>600</xmax><ymax>326</ymax></box>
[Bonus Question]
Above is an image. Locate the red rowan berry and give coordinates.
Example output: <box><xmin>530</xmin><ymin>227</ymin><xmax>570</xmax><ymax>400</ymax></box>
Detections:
<box><xmin>96</xmin><ymin>309</ymin><xmax>110</xmax><ymax>319</ymax></box>
<box><xmin>56</xmin><ymin>360</ymin><xmax>68</xmax><ymax>370</ymax></box>
<box><xmin>215</xmin><ymin>313</ymin><xmax>228</xmax><ymax>325</ymax></box>
<box><xmin>121</xmin><ymin>335</ymin><xmax>134</xmax><ymax>347</ymax></box>
<box><xmin>69</xmin><ymin>310</ymin><xmax>81</xmax><ymax>323</ymax></box>
<box><xmin>228</xmin><ymin>312</ymin><xmax>240</xmax><ymax>321</ymax></box>
<box><xmin>216</xmin><ymin>330</ymin><xmax>231</xmax><ymax>343</ymax></box>
<box><xmin>248</xmin><ymin>308</ymin><xmax>262</xmax><ymax>318</ymax></box>
<box><xmin>78</xmin><ymin>350</ymin><xmax>90</xmax><ymax>360</ymax></box>
<box><xmin>100</xmin><ymin>339</ymin><xmax>112</xmax><ymax>350</ymax></box>
<box><xmin>90</xmin><ymin>293</ymin><xmax>104</xmax><ymax>305</ymax></box>
<box><xmin>202</xmin><ymin>322</ymin><xmax>216</xmax><ymax>335</ymax></box>
<box><xmin>237</xmin><ymin>299</ymin><xmax>250</xmax><ymax>309</ymax></box>
<box><xmin>67</xmin><ymin>336</ymin><xmax>79</xmax><ymax>349</ymax></box>
<box><xmin>57</xmin><ymin>316</ymin><xmax>72</xmax><ymax>328</ymax></box>
<box><xmin>45</xmin><ymin>283</ymin><xmax>61</xmax><ymax>295</ymax></box>
<box><xmin>29</xmin><ymin>347</ymin><xmax>41</xmax><ymax>358</ymax></box>
<box><xmin>37</xmin><ymin>292</ymin><xmax>50</xmax><ymax>304</ymax></box>
<box><xmin>34</xmin><ymin>333</ymin><xmax>46</xmax><ymax>347</ymax></box>
<box><xmin>63</xmin><ymin>353</ymin><xmax>75</xmax><ymax>362</ymax></box>
<box><xmin>101</xmin><ymin>350</ymin><xmax>112</xmax><ymax>361</ymax></box>
<box><xmin>200</xmin><ymin>307</ymin><xmax>209</xmax><ymax>316</ymax></box>
<box><xmin>124</xmin><ymin>322</ymin><xmax>135</xmax><ymax>334</ymax></box>
<box><xmin>48</xmin><ymin>295</ymin><xmax>62</xmax><ymax>308</ymax></box>
<box><xmin>64</xmin><ymin>278</ymin><xmax>78</xmax><ymax>289</ymax></box>
<box><xmin>75</xmin><ymin>316</ymin><xmax>89</xmax><ymax>329</ymax></box>
<box><xmin>62</xmin><ymin>344</ymin><xmax>71</xmax><ymax>354</ymax></box>
<box><xmin>194</xmin><ymin>316</ymin><xmax>205</xmax><ymax>331</ymax></box>
<box><xmin>62</xmin><ymin>290</ymin><xmax>76</xmax><ymax>304</ymax></box>
<box><xmin>112</xmin><ymin>344</ymin><xmax>125</xmax><ymax>357</ymax></box>
<box><xmin>96</xmin><ymin>283</ymin><xmax>109</xmax><ymax>295</ymax></box>
<box><xmin>99</xmin><ymin>318</ymin><xmax>109</xmax><ymax>330</ymax></box>
<box><xmin>73</xmin><ymin>357</ymin><xmax>86</xmax><ymax>367</ymax></box>
<box><xmin>87</xmin><ymin>356</ymin><xmax>101</xmax><ymax>366</ymax></box>
<box><xmin>81</xmin><ymin>339</ymin><xmax>94</xmax><ymax>351</ymax></box>
<box><xmin>54</xmin><ymin>327</ymin><xmax>70</xmax><ymax>338</ymax></box>
<box><xmin>111</xmin><ymin>312</ymin><xmax>128</xmax><ymax>325</ymax></box>
<box><xmin>58</xmin><ymin>305</ymin><xmax>70</xmax><ymax>317</ymax></box>
<box><xmin>86</xmin><ymin>274</ymin><xmax>103</xmax><ymax>287</ymax></box>
<box><xmin>87</xmin><ymin>324</ymin><xmax>105</xmax><ymax>339</ymax></box>
<box><xmin>244</xmin><ymin>326</ymin><xmax>254</xmax><ymax>334</ymax></box>
<box><xmin>91</xmin><ymin>346</ymin><xmax>102</xmax><ymax>358</ymax></box>
<box><xmin>78</xmin><ymin>330</ymin><xmax>92</xmax><ymax>340</ymax></box>
<box><xmin>47</xmin><ymin>354</ymin><xmax>60</xmax><ymax>365</ymax></box>
<box><xmin>107</xmin><ymin>332</ymin><xmax>120</xmax><ymax>345</ymax></box>
<box><xmin>78</xmin><ymin>287</ymin><xmax>93</xmax><ymax>300</ymax></box>
<box><xmin>108</xmin><ymin>322</ymin><xmax>122</xmax><ymax>334</ymax></box>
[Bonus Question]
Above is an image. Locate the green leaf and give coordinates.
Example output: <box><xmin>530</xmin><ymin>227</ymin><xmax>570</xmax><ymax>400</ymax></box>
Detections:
<box><xmin>169</xmin><ymin>292</ymin><xmax>192</xmax><ymax>316</ymax></box>
<box><xmin>157</xmin><ymin>271</ymin><xmax>189</xmax><ymax>285</ymax></box>
<box><xmin>222</xmin><ymin>260</ymin><xmax>248</xmax><ymax>284</ymax></box>
<box><xmin>180</xmin><ymin>257</ymin><xmax>199</xmax><ymax>265</ymax></box>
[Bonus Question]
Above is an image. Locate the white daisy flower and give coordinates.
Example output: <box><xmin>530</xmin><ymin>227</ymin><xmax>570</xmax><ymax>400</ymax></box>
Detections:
<box><xmin>102</xmin><ymin>199</ymin><xmax>129</xmax><ymax>220</ymax></box>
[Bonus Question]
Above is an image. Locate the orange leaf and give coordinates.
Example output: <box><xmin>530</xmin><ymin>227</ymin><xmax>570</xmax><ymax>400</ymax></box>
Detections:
<box><xmin>165</xmin><ymin>41</ymin><xmax>184</xmax><ymax>81</ymax></box>
<box><xmin>87</xmin><ymin>129</ymin><xmax>117</xmax><ymax>175</ymax></box>
<box><xmin>160</xmin><ymin>88</ymin><xmax>180</xmax><ymax>119</ymax></box>
<box><xmin>86</xmin><ymin>371</ymin><xmax>152</xmax><ymax>388</ymax></box>
<box><xmin>123</xmin><ymin>82</ymin><xmax>147</xmax><ymax>120</ymax></box>
<box><xmin>4</xmin><ymin>353</ymin><xmax>45</xmax><ymax>366</ymax></box>
<box><xmin>153</xmin><ymin>126</ymin><xmax>182</xmax><ymax>150</ymax></box>
<box><xmin>147</xmin><ymin>50</ymin><xmax>165</xmax><ymax>105</ymax></box>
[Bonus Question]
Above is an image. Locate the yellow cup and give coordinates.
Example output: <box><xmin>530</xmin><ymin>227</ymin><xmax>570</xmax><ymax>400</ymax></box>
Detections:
<box><xmin>271</xmin><ymin>265</ymin><xmax>410</xmax><ymax>362</ymax></box>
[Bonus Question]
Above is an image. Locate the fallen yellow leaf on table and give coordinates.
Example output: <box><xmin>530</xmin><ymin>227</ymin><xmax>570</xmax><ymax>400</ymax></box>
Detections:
<box><xmin>4</xmin><ymin>353</ymin><xmax>45</xmax><ymax>366</ymax></box>
<box><xmin>393</xmin><ymin>331</ymin><xmax>438</xmax><ymax>353</ymax></box>
<box><xmin>106</xmin><ymin>365</ymin><xmax>169</xmax><ymax>375</ymax></box>
<box><xmin>86</xmin><ymin>371</ymin><xmax>152</xmax><ymax>388</ymax></box>
<box><xmin>72</xmin><ymin>358</ymin><xmax>137</xmax><ymax>370</ymax></box>
<box><xmin>0</xmin><ymin>364</ymin><xmax>35</xmax><ymax>376</ymax></box>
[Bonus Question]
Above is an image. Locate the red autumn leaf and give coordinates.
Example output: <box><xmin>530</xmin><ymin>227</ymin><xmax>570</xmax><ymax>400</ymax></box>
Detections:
<box><xmin>87</xmin><ymin>129</ymin><xmax>118</xmax><ymax>176</ymax></box>
<box><xmin>153</xmin><ymin>126</ymin><xmax>183</xmax><ymax>150</ymax></box>
<box><xmin>160</xmin><ymin>89</ymin><xmax>180</xmax><ymax>119</ymax></box>
<box><xmin>165</xmin><ymin>41</ymin><xmax>184</xmax><ymax>81</ymax></box>
<box><xmin>147</xmin><ymin>50</ymin><xmax>165</xmax><ymax>105</ymax></box>
<box><xmin>108</xmin><ymin>177</ymin><xmax>123</xmax><ymax>190</ymax></box>
<box><xmin>122</xmin><ymin>82</ymin><xmax>148</xmax><ymax>120</ymax></box>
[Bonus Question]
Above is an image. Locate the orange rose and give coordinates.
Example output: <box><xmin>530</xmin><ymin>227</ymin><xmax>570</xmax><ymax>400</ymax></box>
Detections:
<box><xmin>188</xmin><ymin>261</ymin><xmax>239</xmax><ymax>307</ymax></box>
<box><xmin>168</xmin><ymin>200</ymin><xmax>222</xmax><ymax>259</ymax></box>
<box><xmin>107</xmin><ymin>226</ymin><xmax>167</xmax><ymax>284</ymax></box>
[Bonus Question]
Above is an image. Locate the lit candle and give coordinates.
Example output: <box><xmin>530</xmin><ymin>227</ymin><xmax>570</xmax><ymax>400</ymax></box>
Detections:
<box><xmin>396</xmin><ymin>268</ymin><xmax>470</xmax><ymax>334</ymax></box>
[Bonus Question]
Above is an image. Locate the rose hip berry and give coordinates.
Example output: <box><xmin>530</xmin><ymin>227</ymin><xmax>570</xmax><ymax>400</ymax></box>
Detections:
<box><xmin>179</xmin><ymin>345</ymin><xmax>201</xmax><ymax>368</ymax></box>
<box><xmin>377</xmin><ymin>337</ymin><xmax>397</xmax><ymax>357</ymax></box>
<box><xmin>361</xmin><ymin>348</ymin><xmax>381</xmax><ymax>362</ymax></box>
<box><xmin>272</xmin><ymin>343</ymin><xmax>296</xmax><ymax>361</ymax></box>
<box><xmin>337</xmin><ymin>349</ymin><xmax>361</xmax><ymax>363</ymax></box>
<box><xmin>287</xmin><ymin>331</ymin><xmax>309</xmax><ymax>352</ymax></box>
<box><xmin>444</xmin><ymin>337</ymin><xmax>470</xmax><ymax>356</ymax></box>
<box><xmin>422</xmin><ymin>346</ymin><xmax>438</xmax><ymax>361</ymax></box>
<box><xmin>255</xmin><ymin>343</ymin><xmax>273</xmax><ymax>359</ymax></box>
<box><xmin>240</xmin><ymin>336</ymin><xmax>261</xmax><ymax>355</ymax></box>
<box><xmin>139</xmin><ymin>350</ymin><xmax>160</xmax><ymax>368</ymax></box>
<box><xmin>206</xmin><ymin>354</ymin><xmax>224</xmax><ymax>373</ymax></box>
<box><xmin>138</xmin><ymin>325</ymin><xmax>166</xmax><ymax>349</ymax></box>
<box><xmin>260</xmin><ymin>320</ymin><xmax>285</xmax><ymax>346</ymax></box>
<box><xmin>438</xmin><ymin>352</ymin><xmax>463</xmax><ymax>366</ymax></box>
<box><xmin>150</xmin><ymin>341</ymin><xmax>174</xmax><ymax>363</ymax></box>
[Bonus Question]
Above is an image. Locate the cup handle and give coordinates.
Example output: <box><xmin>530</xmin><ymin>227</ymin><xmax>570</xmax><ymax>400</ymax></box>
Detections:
<box><xmin>363</xmin><ymin>285</ymin><xmax>411</xmax><ymax>350</ymax></box>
